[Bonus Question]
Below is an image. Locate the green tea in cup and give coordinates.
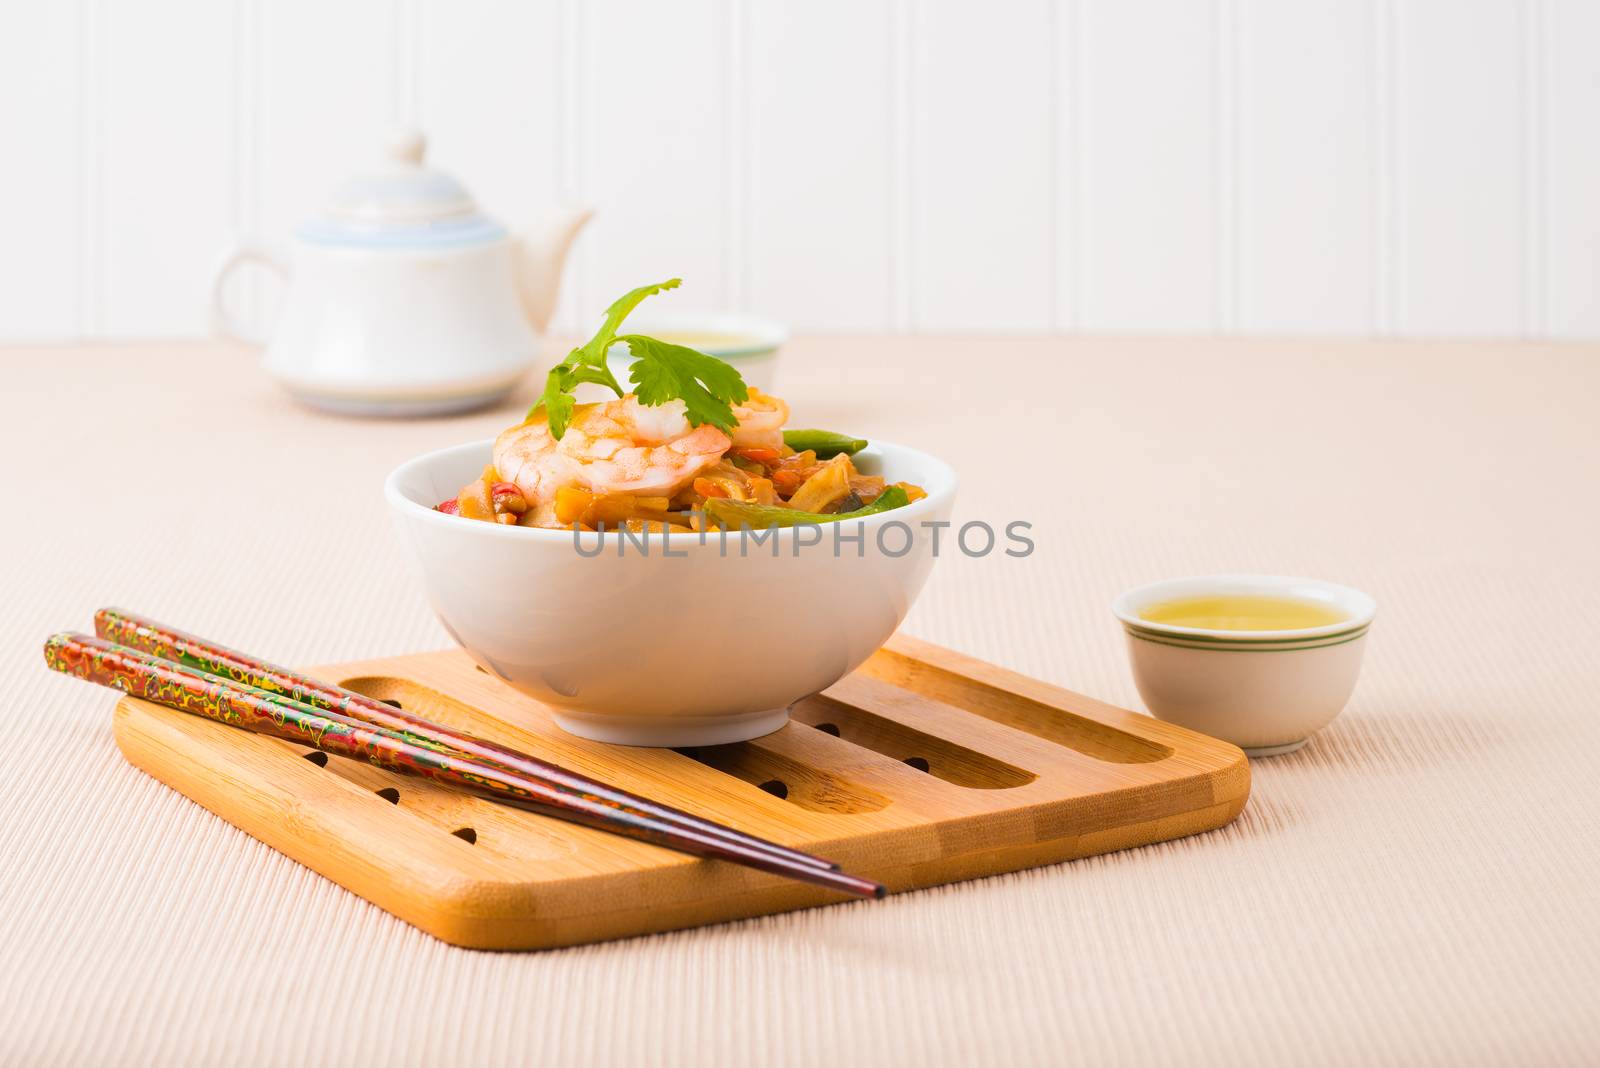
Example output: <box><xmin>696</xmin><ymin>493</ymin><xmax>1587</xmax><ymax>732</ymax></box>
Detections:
<box><xmin>1138</xmin><ymin>594</ymin><xmax>1347</xmax><ymax>632</ymax></box>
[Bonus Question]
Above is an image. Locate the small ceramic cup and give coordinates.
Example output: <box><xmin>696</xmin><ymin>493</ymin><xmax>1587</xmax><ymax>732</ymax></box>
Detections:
<box><xmin>1112</xmin><ymin>575</ymin><xmax>1376</xmax><ymax>757</ymax></box>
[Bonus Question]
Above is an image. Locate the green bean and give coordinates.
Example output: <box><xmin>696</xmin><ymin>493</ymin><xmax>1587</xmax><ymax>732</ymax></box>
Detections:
<box><xmin>705</xmin><ymin>487</ymin><xmax>910</xmax><ymax>530</ymax></box>
<box><xmin>781</xmin><ymin>429</ymin><xmax>869</xmax><ymax>458</ymax></box>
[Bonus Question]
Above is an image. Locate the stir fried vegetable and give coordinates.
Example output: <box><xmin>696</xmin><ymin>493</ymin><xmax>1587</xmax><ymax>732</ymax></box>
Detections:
<box><xmin>703</xmin><ymin>487</ymin><xmax>911</xmax><ymax>530</ymax></box>
<box><xmin>780</xmin><ymin>429</ymin><xmax>868</xmax><ymax>459</ymax></box>
<box><xmin>434</xmin><ymin>447</ymin><xmax>923</xmax><ymax>532</ymax></box>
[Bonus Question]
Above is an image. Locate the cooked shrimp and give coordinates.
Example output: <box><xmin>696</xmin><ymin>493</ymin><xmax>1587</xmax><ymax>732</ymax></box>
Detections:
<box><xmin>492</xmin><ymin>418</ymin><xmax>575</xmax><ymax>507</ymax></box>
<box><xmin>729</xmin><ymin>388</ymin><xmax>789</xmax><ymax>450</ymax></box>
<box><xmin>494</xmin><ymin>396</ymin><xmax>731</xmax><ymax>504</ymax></box>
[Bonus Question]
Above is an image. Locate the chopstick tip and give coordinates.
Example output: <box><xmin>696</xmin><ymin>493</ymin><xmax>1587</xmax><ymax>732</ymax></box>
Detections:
<box><xmin>42</xmin><ymin>630</ymin><xmax>76</xmax><ymax>662</ymax></box>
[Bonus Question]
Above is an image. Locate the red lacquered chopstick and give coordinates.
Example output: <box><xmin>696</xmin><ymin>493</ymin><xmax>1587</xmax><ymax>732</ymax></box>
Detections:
<box><xmin>45</xmin><ymin>632</ymin><xmax>884</xmax><ymax>899</ymax></box>
<box><xmin>94</xmin><ymin>608</ymin><xmax>837</xmax><ymax>874</ymax></box>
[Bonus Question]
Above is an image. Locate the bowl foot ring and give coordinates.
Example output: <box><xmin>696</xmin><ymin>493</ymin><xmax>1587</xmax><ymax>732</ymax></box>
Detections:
<box><xmin>551</xmin><ymin>707</ymin><xmax>791</xmax><ymax>748</ymax></box>
<box><xmin>1242</xmin><ymin>737</ymin><xmax>1311</xmax><ymax>758</ymax></box>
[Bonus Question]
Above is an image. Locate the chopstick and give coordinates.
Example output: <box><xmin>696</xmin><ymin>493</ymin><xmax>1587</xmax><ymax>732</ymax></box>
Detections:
<box><xmin>45</xmin><ymin>632</ymin><xmax>885</xmax><ymax>900</ymax></box>
<box><xmin>94</xmin><ymin>608</ymin><xmax>839</xmax><ymax>875</ymax></box>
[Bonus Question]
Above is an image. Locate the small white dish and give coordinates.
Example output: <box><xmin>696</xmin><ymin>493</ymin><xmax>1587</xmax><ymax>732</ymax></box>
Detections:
<box><xmin>386</xmin><ymin>438</ymin><xmax>954</xmax><ymax>747</ymax></box>
<box><xmin>605</xmin><ymin>309</ymin><xmax>788</xmax><ymax>393</ymax></box>
<box><xmin>1112</xmin><ymin>574</ymin><xmax>1376</xmax><ymax>757</ymax></box>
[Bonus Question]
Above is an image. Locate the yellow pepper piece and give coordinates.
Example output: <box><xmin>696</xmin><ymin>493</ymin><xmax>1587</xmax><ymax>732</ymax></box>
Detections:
<box><xmin>554</xmin><ymin>486</ymin><xmax>594</xmax><ymax>525</ymax></box>
<box><xmin>787</xmin><ymin>457</ymin><xmax>853</xmax><ymax>513</ymax></box>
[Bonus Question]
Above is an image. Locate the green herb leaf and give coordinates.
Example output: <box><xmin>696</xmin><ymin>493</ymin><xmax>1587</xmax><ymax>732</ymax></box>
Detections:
<box><xmin>528</xmin><ymin>278</ymin><xmax>684</xmax><ymax>437</ymax></box>
<box><xmin>585</xmin><ymin>279</ymin><xmax>681</xmax><ymax>362</ymax></box>
<box><xmin>622</xmin><ymin>335</ymin><xmax>749</xmax><ymax>434</ymax></box>
<box><xmin>537</xmin><ymin>366</ymin><xmax>578</xmax><ymax>440</ymax></box>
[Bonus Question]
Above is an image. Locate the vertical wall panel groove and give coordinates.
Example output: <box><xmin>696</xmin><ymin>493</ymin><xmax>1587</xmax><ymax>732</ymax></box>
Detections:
<box><xmin>1546</xmin><ymin>0</ymin><xmax>1600</xmax><ymax>338</ymax></box>
<box><xmin>1069</xmin><ymin>0</ymin><xmax>1086</xmax><ymax>331</ymax></box>
<box><xmin>0</xmin><ymin>3</ymin><xmax>79</xmax><ymax>339</ymax></box>
<box><xmin>1046</xmin><ymin>0</ymin><xmax>1062</xmax><ymax>332</ymax></box>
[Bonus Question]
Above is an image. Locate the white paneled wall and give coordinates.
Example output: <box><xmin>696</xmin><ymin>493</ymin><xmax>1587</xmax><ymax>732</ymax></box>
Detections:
<box><xmin>1</xmin><ymin>0</ymin><xmax>1596</xmax><ymax>342</ymax></box>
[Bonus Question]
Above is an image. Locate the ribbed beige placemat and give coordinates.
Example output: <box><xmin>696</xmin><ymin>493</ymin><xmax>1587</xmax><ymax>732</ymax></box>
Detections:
<box><xmin>3</xmin><ymin>338</ymin><xmax>1597</xmax><ymax>1066</ymax></box>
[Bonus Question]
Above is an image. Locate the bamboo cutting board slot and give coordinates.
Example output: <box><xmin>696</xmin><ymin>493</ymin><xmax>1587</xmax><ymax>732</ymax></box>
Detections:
<box><xmin>112</xmin><ymin>634</ymin><xmax>1250</xmax><ymax>950</ymax></box>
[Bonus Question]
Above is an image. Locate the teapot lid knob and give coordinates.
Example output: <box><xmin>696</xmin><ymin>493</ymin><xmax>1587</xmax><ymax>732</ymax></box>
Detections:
<box><xmin>387</xmin><ymin>128</ymin><xmax>427</xmax><ymax>166</ymax></box>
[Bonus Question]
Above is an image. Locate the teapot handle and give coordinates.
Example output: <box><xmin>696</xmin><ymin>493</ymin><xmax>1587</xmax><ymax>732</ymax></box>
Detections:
<box><xmin>211</xmin><ymin>242</ymin><xmax>290</xmax><ymax>346</ymax></box>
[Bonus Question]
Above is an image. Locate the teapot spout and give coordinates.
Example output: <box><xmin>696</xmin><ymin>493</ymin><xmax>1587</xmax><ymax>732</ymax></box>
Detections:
<box><xmin>513</xmin><ymin>207</ymin><xmax>593</xmax><ymax>334</ymax></box>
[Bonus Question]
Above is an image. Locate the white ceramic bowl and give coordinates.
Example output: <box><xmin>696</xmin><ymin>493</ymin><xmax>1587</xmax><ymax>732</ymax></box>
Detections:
<box><xmin>385</xmin><ymin>439</ymin><xmax>955</xmax><ymax>746</ymax></box>
<box><xmin>1112</xmin><ymin>575</ymin><xmax>1376</xmax><ymax>757</ymax></box>
<box><xmin>605</xmin><ymin>309</ymin><xmax>788</xmax><ymax>393</ymax></box>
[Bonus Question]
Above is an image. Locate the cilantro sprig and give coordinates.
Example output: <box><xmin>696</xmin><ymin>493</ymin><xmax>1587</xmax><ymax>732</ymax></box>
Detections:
<box><xmin>531</xmin><ymin>278</ymin><xmax>749</xmax><ymax>439</ymax></box>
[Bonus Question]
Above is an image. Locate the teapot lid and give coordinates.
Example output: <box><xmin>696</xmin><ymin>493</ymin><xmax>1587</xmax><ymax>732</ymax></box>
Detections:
<box><xmin>297</xmin><ymin>130</ymin><xmax>507</xmax><ymax>248</ymax></box>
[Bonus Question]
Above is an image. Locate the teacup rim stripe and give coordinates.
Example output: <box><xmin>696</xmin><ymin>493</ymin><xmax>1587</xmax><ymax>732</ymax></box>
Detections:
<box><xmin>1123</xmin><ymin>622</ymin><xmax>1369</xmax><ymax>646</ymax></box>
<box><xmin>1125</xmin><ymin>629</ymin><xmax>1369</xmax><ymax>652</ymax></box>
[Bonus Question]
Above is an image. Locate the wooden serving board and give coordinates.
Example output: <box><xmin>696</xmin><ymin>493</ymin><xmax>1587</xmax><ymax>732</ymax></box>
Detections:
<box><xmin>113</xmin><ymin>635</ymin><xmax>1250</xmax><ymax>950</ymax></box>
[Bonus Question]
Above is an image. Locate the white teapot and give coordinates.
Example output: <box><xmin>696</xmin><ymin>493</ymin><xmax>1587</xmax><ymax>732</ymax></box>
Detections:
<box><xmin>212</xmin><ymin>131</ymin><xmax>590</xmax><ymax>416</ymax></box>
